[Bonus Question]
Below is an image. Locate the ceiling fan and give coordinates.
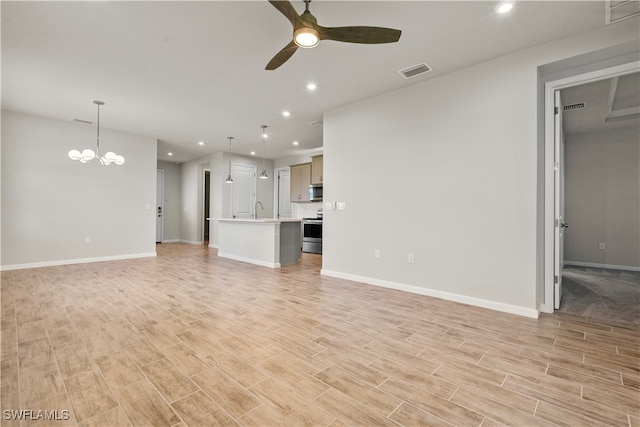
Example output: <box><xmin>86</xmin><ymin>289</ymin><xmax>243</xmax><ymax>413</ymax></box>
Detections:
<box><xmin>265</xmin><ymin>0</ymin><xmax>402</xmax><ymax>70</ymax></box>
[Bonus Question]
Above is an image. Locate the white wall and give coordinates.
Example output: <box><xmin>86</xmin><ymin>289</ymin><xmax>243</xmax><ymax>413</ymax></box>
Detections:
<box><xmin>274</xmin><ymin>149</ymin><xmax>323</xmax><ymax>170</ymax></box>
<box><xmin>321</xmin><ymin>20</ymin><xmax>639</xmax><ymax>317</ymax></box>
<box><xmin>564</xmin><ymin>126</ymin><xmax>640</xmax><ymax>269</ymax></box>
<box><xmin>157</xmin><ymin>160</ymin><xmax>182</xmax><ymax>242</ymax></box>
<box><xmin>1</xmin><ymin>110</ymin><xmax>157</xmax><ymax>269</ymax></box>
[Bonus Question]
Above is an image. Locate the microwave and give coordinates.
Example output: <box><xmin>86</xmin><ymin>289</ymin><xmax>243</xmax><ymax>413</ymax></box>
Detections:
<box><xmin>309</xmin><ymin>185</ymin><xmax>323</xmax><ymax>201</ymax></box>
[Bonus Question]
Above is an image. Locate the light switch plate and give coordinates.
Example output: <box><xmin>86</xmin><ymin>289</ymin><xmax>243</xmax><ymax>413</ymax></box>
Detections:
<box><xmin>336</xmin><ymin>202</ymin><xmax>346</xmax><ymax>211</ymax></box>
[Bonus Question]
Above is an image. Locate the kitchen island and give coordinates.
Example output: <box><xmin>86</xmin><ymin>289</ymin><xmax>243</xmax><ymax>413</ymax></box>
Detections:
<box><xmin>213</xmin><ymin>218</ymin><xmax>302</xmax><ymax>268</ymax></box>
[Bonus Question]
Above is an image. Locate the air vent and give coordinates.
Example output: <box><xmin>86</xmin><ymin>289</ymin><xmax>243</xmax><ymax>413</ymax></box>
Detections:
<box><xmin>563</xmin><ymin>103</ymin><xmax>585</xmax><ymax>111</ymax></box>
<box><xmin>606</xmin><ymin>0</ymin><xmax>640</xmax><ymax>24</ymax></box>
<box><xmin>73</xmin><ymin>118</ymin><xmax>93</xmax><ymax>124</ymax></box>
<box><xmin>398</xmin><ymin>63</ymin><xmax>431</xmax><ymax>79</ymax></box>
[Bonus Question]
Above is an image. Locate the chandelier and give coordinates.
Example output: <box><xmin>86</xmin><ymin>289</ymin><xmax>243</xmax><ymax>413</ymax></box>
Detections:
<box><xmin>68</xmin><ymin>100</ymin><xmax>125</xmax><ymax>166</ymax></box>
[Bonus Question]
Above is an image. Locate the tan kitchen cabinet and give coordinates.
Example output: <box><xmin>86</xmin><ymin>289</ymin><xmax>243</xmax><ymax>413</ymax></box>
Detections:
<box><xmin>311</xmin><ymin>155</ymin><xmax>323</xmax><ymax>185</ymax></box>
<box><xmin>290</xmin><ymin>163</ymin><xmax>311</xmax><ymax>202</ymax></box>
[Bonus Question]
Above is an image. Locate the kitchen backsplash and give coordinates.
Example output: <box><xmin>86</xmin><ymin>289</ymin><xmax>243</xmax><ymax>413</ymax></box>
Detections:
<box><xmin>293</xmin><ymin>202</ymin><xmax>323</xmax><ymax>219</ymax></box>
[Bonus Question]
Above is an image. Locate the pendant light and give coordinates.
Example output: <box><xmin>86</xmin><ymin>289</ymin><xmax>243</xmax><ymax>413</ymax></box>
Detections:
<box><xmin>225</xmin><ymin>136</ymin><xmax>234</xmax><ymax>184</ymax></box>
<box><xmin>68</xmin><ymin>100</ymin><xmax>125</xmax><ymax>166</ymax></box>
<box><xmin>259</xmin><ymin>125</ymin><xmax>268</xmax><ymax>179</ymax></box>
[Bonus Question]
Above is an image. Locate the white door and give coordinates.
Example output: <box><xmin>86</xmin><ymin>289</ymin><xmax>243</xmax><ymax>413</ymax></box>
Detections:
<box><xmin>231</xmin><ymin>164</ymin><xmax>256</xmax><ymax>219</ymax></box>
<box><xmin>554</xmin><ymin>90</ymin><xmax>566</xmax><ymax>310</ymax></box>
<box><xmin>156</xmin><ymin>169</ymin><xmax>164</xmax><ymax>243</ymax></box>
<box><xmin>277</xmin><ymin>168</ymin><xmax>292</xmax><ymax>218</ymax></box>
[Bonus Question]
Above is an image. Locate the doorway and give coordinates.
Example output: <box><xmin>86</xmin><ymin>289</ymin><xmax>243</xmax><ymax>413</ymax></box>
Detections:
<box><xmin>543</xmin><ymin>62</ymin><xmax>640</xmax><ymax>315</ymax></box>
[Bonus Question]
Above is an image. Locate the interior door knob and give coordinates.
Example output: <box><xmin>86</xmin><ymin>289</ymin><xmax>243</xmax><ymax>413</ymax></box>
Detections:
<box><xmin>561</xmin><ymin>222</ymin><xmax>569</xmax><ymax>228</ymax></box>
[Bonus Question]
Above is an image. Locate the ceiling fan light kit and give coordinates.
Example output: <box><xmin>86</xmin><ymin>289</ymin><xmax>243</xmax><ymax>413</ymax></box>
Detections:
<box><xmin>294</xmin><ymin>27</ymin><xmax>319</xmax><ymax>48</ymax></box>
<box><xmin>68</xmin><ymin>100</ymin><xmax>125</xmax><ymax>166</ymax></box>
<box><xmin>266</xmin><ymin>0</ymin><xmax>401</xmax><ymax>70</ymax></box>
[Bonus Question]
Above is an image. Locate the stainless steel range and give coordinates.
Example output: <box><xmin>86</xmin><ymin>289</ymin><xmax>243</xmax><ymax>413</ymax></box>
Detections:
<box><xmin>302</xmin><ymin>211</ymin><xmax>322</xmax><ymax>254</ymax></box>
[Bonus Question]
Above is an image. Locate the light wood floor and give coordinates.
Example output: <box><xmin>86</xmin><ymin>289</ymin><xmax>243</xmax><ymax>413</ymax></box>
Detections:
<box><xmin>1</xmin><ymin>243</ymin><xmax>638</xmax><ymax>426</ymax></box>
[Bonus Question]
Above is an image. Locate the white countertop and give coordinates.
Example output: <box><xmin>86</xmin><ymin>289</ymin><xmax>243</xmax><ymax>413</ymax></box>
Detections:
<box><xmin>208</xmin><ymin>218</ymin><xmax>302</xmax><ymax>224</ymax></box>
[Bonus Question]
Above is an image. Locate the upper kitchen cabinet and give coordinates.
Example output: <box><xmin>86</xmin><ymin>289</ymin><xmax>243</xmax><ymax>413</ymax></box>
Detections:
<box><xmin>311</xmin><ymin>155</ymin><xmax>323</xmax><ymax>185</ymax></box>
<box><xmin>290</xmin><ymin>163</ymin><xmax>311</xmax><ymax>202</ymax></box>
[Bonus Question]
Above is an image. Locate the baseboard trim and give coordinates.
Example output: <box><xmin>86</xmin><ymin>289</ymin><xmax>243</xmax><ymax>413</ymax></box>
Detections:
<box><xmin>564</xmin><ymin>261</ymin><xmax>640</xmax><ymax>272</ymax></box>
<box><xmin>159</xmin><ymin>239</ymin><xmax>181</xmax><ymax>243</ymax></box>
<box><xmin>217</xmin><ymin>252</ymin><xmax>280</xmax><ymax>269</ymax></box>
<box><xmin>180</xmin><ymin>240</ymin><xmax>204</xmax><ymax>245</ymax></box>
<box><xmin>0</xmin><ymin>252</ymin><xmax>157</xmax><ymax>271</ymax></box>
<box><xmin>320</xmin><ymin>269</ymin><xmax>539</xmax><ymax>319</ymax></box>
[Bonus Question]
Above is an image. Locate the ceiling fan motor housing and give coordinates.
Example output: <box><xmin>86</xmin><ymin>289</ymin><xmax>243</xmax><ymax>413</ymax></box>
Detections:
<box><xmin>266</xmin><ymin>0</ymin><xmax>401</xmax><ymax>70</ymax></box>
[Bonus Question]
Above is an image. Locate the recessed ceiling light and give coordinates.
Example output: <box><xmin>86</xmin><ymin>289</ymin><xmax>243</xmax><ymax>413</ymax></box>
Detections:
<box><xmin>306</xmin><ymin>82</ymin><xmax>317</xmax><ymax>91</ymax></box>
<box><xmin>198</xmin><ymin>141</ymin><xmax>204</xmax><ymax>146</ymax></box>
<box><xmin>250</xmin><ymin>151</ymin><xmax>256</xmax><ymax>156</ymax></box>
<box><xmin>168</xmin><ymin>152</ymin><xmax>173</xmax><ymax>156</ymax></box>
<box><xmin>293</xmin><ymin>141</ymin><xmax>299</xmax><ymax>146</ymax></box>
<box><xmin>496</xmin><ymin>2</ymin><xmax>513</xmax><ymax>13</ymax></box>
<box><xmin>282</xmin><ymin>111</ymin><xmax>291</xmax><ymax>117</ymax></box>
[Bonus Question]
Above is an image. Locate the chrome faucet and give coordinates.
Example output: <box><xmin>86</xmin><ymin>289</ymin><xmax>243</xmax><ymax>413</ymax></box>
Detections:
<box><xmin>254</xmin><ymin>201</ymin><xmax>264</xmax><ymax>219</ymax></box>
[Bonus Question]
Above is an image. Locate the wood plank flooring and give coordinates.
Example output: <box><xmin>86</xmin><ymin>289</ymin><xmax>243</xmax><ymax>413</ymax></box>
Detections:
<box><xmin>1</xmin><ymin>243</ymin><xmax>638</xmax><ymax>426</ymax></box>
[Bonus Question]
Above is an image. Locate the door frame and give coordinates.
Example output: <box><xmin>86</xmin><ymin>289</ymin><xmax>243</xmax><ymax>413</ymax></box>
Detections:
<box><xmin>231</xmin><ymin>163</ymin><xmax>257</xmax><ymax>219</ymax></box>
<box><xmin>542</xmin><ymin>61</ymin><xmax>639</xmax><ymax>313</ymax></box>
<box><xmin>156</xmin><ymin>169</ymin><xmax>164</xmax><ymax>243</ymax></box>
<box><xmin>202</xmin><ymin>168</ymin><xmax>210</xmax><ymax>243</ymax></box>
<box><xmin>553</xmin><ymin>89</ymin><xmax>565</xmax><ymax>310</ymax></box>
<box><xmin>274</xmin><ymin>167</ymin><xmax>292</xmax><ymax>219</ymax></box>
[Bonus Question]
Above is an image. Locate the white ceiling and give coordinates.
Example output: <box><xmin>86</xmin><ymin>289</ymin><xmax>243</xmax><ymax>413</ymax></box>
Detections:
<box><xmin>561</xmin><ymin>72</ymin><xmax>640</xmax><ymax>135</ymax></box>
<box><xmin>0</xmin><ymin>1</ymin><xmax>625</xmax><ymax>163</ymax></box>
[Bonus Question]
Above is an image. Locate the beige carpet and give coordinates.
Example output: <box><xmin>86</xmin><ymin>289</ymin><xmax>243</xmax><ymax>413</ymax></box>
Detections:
<box><xmin>560</xmin><ymin>266</ymin><xmax>640</xmax><ymax>330</ymax></box>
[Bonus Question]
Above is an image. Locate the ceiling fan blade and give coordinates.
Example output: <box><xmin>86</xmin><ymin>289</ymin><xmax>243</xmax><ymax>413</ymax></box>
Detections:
<box><xmin>268</xmin><ymin>0</ymin><xmax>300</xmax><ymax>27</ymax></box>
<box><xmin>265</xmin><ymin>40</ymin><xmax>299</xmax><ymax>70</ymax></box>
<box><xmin>319</xmin><ymin>26</ymin><xmax>401</xmax><ymax>44</ymax></box>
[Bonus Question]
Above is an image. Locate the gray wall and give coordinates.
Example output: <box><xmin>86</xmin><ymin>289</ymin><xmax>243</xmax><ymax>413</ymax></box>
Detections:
<box><xmin>564</xmin><ymin>126</ymin><xmax>640</xmax><ymax>269</ymax></box>
<box><xmin>321</xmin><ymin>19</ymin><xmax>638</xmax><ymax>317</ymax></box>
<box><xmin>179</xmin><ymin>157</ymin><xmax>210</xmax><ymax>244</ymax></box>
<box><xmin>1</xmin><ymin>110</ymin><xmax>157</xmax><ymax>269</ymax></box>
<box><xmin>156</xmin><ymin>152</ymin><xmax>276</xmax><ymax>247</ymax></box>
<box><xmin>157</xmin><ymin>160</ymin><xmax>182</xmax><ymax>242</ymax></box>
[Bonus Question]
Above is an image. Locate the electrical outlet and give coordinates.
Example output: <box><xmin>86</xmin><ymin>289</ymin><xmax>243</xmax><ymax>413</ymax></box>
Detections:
<box><xmin>599</xmin><ymin>242</ymin><xmax>606</xmax><ymax>250</ymax></box>
<box><xmin>374</xmin><ymin>249</ymin><xmax>380</xmax><ymax>259</ymax></box>
<box><xmin>408</xmin><ymin>253</ymin><xmax>414</xmax><ymax>263</ymax></box>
